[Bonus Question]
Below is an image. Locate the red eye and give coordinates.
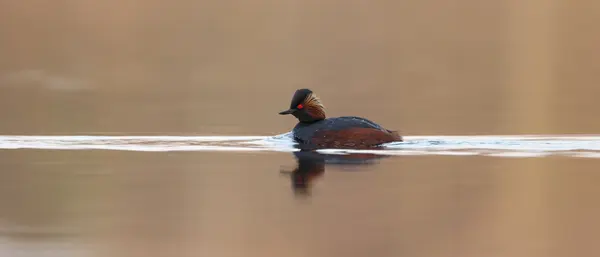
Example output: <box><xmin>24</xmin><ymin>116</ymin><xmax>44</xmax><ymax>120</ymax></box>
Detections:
<box><xmin>297</xmin><ymin>104</ymin><xmax>304</xmax><ymax>109</ymax></box>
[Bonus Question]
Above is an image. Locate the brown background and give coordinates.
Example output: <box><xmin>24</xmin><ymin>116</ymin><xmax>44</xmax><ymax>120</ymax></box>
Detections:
<box><xmin>1</xmin><ymin>0</ymin><xmax>599</xmax><ymax>136</ymax></box>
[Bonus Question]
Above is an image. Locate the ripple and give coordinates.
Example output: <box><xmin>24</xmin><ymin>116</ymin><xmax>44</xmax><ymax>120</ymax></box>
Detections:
<box><xmin>1</xmin><ymin>134</ymin><xmax>600</xmax><ymax>158</ymax></box>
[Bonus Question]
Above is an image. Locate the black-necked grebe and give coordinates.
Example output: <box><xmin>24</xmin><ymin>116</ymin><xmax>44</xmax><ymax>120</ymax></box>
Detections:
<box><xmin>279</xmin><ymin>89</ymin><xmax>402</xmax><ymax>149</ymax></box>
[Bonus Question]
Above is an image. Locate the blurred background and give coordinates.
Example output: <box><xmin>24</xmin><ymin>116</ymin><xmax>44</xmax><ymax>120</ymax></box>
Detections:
<box><xmin>1</xmin><ymin>0</ymin><xmax>599</xmax><ymax>135</ymax></box>
<box><xmin>1</xmin><ymin>1</ymin><xmax>600</xmax><ymax>257</ymax></box>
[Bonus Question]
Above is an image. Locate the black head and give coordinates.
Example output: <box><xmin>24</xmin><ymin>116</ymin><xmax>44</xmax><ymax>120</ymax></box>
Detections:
<box><xmin>279</xmin><ymin>89</ymin><xmax>326</xmax><ymax>123</ymax></box>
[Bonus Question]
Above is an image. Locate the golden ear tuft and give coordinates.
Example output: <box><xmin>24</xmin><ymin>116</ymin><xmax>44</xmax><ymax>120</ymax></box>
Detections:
<box><xmin>303</xmin><ymin>93</ymin><xmax>326</xmax><ymax>120</ymax></box>
<box><xmin>305</xmin><ymin>93</ymin><xmax>325</xmax><ymax>110</ymax></box>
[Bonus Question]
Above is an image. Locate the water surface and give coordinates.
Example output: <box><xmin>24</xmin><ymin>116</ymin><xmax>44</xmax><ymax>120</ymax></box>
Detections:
<box><xmin>3</xmin><ymin>134</ymin><xmax>600</xmax><ymax>157</ymax></box>
<box><xmin>2</xmin><ymin>134</ymin><xmax>600</xmax><ymax>257</ymax></box>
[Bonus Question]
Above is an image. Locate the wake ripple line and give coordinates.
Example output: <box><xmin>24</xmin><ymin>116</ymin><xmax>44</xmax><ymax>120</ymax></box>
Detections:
<box><xmin>1</xmin><ymin>134</ymin><xmax>600</xmax><ymax>158</ymax></box>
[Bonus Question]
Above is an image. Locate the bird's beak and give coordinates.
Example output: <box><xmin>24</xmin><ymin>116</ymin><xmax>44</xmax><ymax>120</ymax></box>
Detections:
<box><xmin>279</xmin><ymin>109</ymin><xmax>295</xmax><ymax>115</ymax></box>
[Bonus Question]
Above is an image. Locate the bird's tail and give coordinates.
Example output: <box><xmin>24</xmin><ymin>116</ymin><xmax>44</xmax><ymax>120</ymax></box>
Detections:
<box><xmin>387</xmin><ymin>130</ymin><xmax>403</xmax><ymax>142</ymax></box>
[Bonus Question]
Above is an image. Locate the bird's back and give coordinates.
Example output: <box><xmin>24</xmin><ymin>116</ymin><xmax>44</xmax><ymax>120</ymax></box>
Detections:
<box><xmin>292</xmin><ymin>116</ymin><xmax>401</xmax><ymax>148</ymax></box>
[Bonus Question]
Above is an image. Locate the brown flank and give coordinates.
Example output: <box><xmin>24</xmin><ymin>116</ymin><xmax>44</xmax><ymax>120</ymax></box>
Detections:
<box><xmin>311</xmin><ymin>127</ymin><xmax>403</xmax><ymax>149</ymax></box>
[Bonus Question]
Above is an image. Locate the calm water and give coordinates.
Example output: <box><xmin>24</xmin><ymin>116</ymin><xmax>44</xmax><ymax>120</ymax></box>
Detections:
<box><xmin>1</xmin><ymin>135</ymin><xmax>600</xmax><ymax>257</ymax></box>
<box><xmin>2</xmin><ymin>1</ymin><xmax>600</xmax><ymax>257</ymax></box>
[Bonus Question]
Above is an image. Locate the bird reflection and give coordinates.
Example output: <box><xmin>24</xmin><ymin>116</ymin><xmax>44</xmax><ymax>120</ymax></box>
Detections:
<box><xmin>280</xmin><ymin>150</ymin><xmax>389</xmax><ymax>196</ymax></box>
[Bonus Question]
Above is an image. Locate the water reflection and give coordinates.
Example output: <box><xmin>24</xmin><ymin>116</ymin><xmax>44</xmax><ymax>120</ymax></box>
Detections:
<box><xmin>281</xmin><ymin>150</ymin><xmax>389</xmax><ymax>195</ymax></box>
